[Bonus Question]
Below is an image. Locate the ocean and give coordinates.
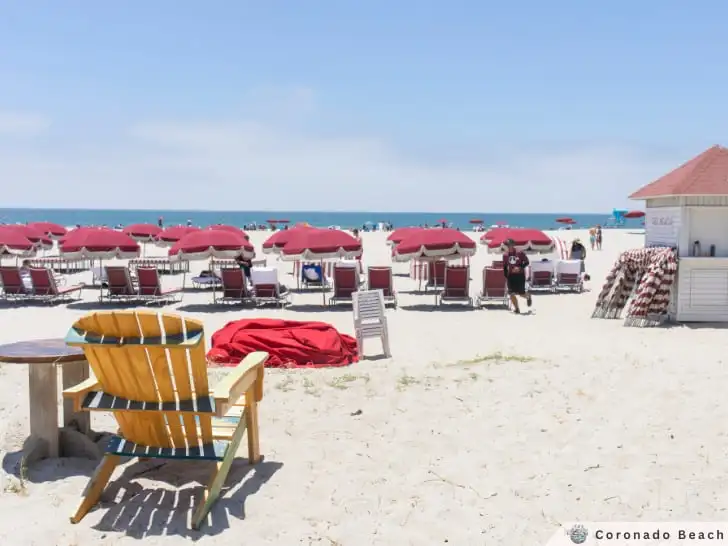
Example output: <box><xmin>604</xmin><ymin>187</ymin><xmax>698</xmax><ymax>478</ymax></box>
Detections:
<box><xmin>0</xmin><ymin>208</ymin><xmax>642</xmax><ymax>230</ymax></box>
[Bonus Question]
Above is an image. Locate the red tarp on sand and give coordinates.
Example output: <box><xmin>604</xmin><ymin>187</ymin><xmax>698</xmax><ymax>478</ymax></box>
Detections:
<box><xmin>207</xmin><ymin>318</ymin><xmax>359</xmax><ymax>368</ymax></box>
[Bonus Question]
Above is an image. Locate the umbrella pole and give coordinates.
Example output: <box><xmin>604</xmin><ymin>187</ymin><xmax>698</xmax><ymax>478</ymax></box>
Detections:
<box><xmin>321</xmin><ymin>259</ymin><xmax>326</xmax><ymax>305</ymax></box>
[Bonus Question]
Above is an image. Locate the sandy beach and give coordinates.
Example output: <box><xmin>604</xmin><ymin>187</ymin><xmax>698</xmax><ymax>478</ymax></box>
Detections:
<box><xmin>1</xmin><ymin>228</ymin><xmax>727</xmax><ymax>545</ymax></box>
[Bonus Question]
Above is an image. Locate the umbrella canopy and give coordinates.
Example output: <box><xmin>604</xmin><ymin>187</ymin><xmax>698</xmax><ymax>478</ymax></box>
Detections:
<box><xmin>27</xmin><ymin>221</ymin><xmax>67</xmax><ymax>239</ymax></box>
<box><xmin>469</xmin><ymin>219</ymin><xmax>484</xmax><ymax>224</ymax></box>
<box><xmin>436</xmin><ymin>218</ymin><xmax>448</xmax><ymax>224</ymax></box>
<box><xmin>262</xmin><ymin>224</ymin><xmax>319</xmax><ymax>254</ymax></box>
<box><xmin>484</xmin><ymin>228</ymin><xmax>554</xmax><ymax>253</ymax></box>
<box><xmin>280</xmin><ymin>229</ymin><xmax>362</xmax><ymax>261</ymax></box>
<box><xmin>266</xmin><ymin>219</ymin><xmax>290</xmax><ymax>224</ymax></box>
<box><xmin>60</xmin><ymin>227</ymin><xmax>140</xmax><ymax>259</ymax></box>
<box><xmin>386</xmin><ymin>226</ymin><xmax>424</xmax><ymax>246</ymax></box>
<box><xmin>169</xmin><ymin>229</ymin><xmax>255</xmax><ymax>261</ymax></box>
<box><xmin>555</xmin><ymin>217</ymin><xmax>575</xmax><ymax>224</ymax></box>
<box><xmin>393</xmin><ymin>228</ymin><xmax>476</xmax><ymax>261</ymax></box>
<box><xmin>624</xmin><ymin>210</ymin><xmax>645</xmax><ymax>219</ymax></box>
<box><xmin>206</xmin><ymin>224</ymin><xmax>249</xmax><ymax>239</ymax></box>
<box><xmin>0</xmin><ymin>226</ymin><xmax>37</xmax><ymax>256</ymax></box>
<box><xmin>122</xmin><ymin>223</ymin><xmax>162</xmax><ymax>242</ymax></box>
<box><xmin>156</xmin><ymin>225</ymin><xmax>201</xmax><ymax>246</ymax></box>
<box><xmin>2</xmin><ymin>225</ymin><xmax>53</xmax><ymax>249</ymax></box>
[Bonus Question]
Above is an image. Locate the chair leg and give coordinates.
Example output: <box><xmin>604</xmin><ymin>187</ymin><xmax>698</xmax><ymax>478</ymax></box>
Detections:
<box><xmin>70</xmin><ymin>454</ymin><xmax>121</xmax><ymax>523</ymax></box>
<box><xmin>381</xmin><ymin>330</ymin><xmax>391</xmax><ymax>358</ymax></box>
<box><xmin>245</xmin><ymin>390</ymin><xmax>261</xmax><ymax>464</ymax></box>
<box><xmin>191</xmin><ymin>416</ymin><xmax>249</xmax><ymax>530</ymax></box>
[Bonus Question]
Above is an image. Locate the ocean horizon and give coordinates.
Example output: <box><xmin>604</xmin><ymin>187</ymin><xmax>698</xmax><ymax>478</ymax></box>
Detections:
<box><xmin>0</xmin><ymin>208</ymin><xmax>642</xmax><ymax>230</ymax></box>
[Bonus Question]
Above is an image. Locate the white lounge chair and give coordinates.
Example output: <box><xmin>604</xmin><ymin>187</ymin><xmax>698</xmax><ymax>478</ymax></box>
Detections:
<box><xmin>250</xmin><ymin>267</ymin><xmax>290</xmax><ymax>307</ymax></box>
<box><xmin>555</xmin><ymin>260</ymin><xmax>583</xmax><ymax>292</ymax></box>
<box><xmin>353</xmin><ymin>290</ymin><xmax>391</xmax><ymax>359</ymax></box>
<box><xmin>529</xmin><ymin>260</ymin><xmax>555</xmax><ymax>292</ymax></box>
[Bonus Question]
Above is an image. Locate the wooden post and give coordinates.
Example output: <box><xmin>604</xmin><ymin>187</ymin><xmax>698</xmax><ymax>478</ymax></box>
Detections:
<box><xmin>27</xmin><ymin>363</ymin><xmax>59</xmax><ymax>460</ymax></box>
<box><xmin>62</xmin><ymin>359</ymin><xmax>91</xmax><ymax>434</ymax></box>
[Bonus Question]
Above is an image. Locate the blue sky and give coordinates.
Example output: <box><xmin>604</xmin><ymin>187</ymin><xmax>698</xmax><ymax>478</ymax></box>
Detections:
<box><xmin>1</xmin><ymin>1</ymin><xmax>727</xmax><ymax>212</ymax></box>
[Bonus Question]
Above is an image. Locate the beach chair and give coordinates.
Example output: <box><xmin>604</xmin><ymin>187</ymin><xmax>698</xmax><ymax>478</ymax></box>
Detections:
<box><xmin>438</xmin><ymin>265</ymin><xmax>473</xmax><ymax>306</ymax></box>
<box><xmin>425</xmin><ymin>260</ymin><xmax>446</xmax><ymax>291</ymax></box>
<box><xmin>491</xmin><ymin>260</ymin><xmax>504</xmax><ymax>269</ymax></box>
<box><xmin>136</xmin><ymin>267</ymin><xmax>183</xmax><ymax>305</ymax></box>
<box><xmin>301</xmin><ymin>263</ymin><xmax>327</xmax><ymax>289</ymax></box>
<box><xmin>214</xmin><ymin>267</ymin><xmax>252</xmax><ymax>305</ymax></box>
<box><xmin>250</xmin><ymin>267</ymin><xmax>290</xmax><ymax>307</ymax></box>
<box><xmin>528</xmin><ymin>260</ymin><xmax>555</xmax><ymax>292</ymax></box>
<box><xmin>366</xmin><ymin>266</ymin><xmax>397</xmax><ymax>308</ymax></box>
<box><xmin>62</xmin><ymin>311</ymin><xmax>268</xmax><ymax>529</ymax></box>
<box><xmin>328</xmin><ymin>264</ymin><xmax>361</xmax><ymax>306</ymax></box>
<box><xmin>29</xmin><ymin>268</ymin><xmax>84</xmax><ymax>303</ymax></box>
<box><xmin>353</xmin><ymin>290</ymin><xmax>391</xmax><ymax>359</ymax></box>
<box><xmin>0</xmin><ymin>266</ymin><xmax>32</xmax><ymax>300</ymax></box>
<box><xmin>191</xmin><ymin>270</ymin><xmax>222</xmax><ymax>290</ymax></box>
<box><xmin>555</xmin><ymin>260</ymin><xmax>583</xmax><ymax>292</ymax></box>
<box><xmin>477</xmin><ymin>267</ymin><xmax>509</xmax><ymax>309</ymax></box>
<box><xmin>101</xmin><ymin>266</ymin><xmax>137</xmax><ymax>302</ymax></box>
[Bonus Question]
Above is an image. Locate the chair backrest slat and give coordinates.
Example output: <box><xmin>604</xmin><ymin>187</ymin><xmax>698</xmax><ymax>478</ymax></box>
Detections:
<box><xmin>354</xmin><ymin>289</ymin><xmax>385</xmax><ymax>322</ymax></box>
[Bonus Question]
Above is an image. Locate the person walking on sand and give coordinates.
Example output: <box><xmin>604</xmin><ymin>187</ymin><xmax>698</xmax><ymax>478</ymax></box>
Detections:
<box><xmin>503</xmin><ymin>238</ymin><xmax>532</xmax><ymax>314</ymax></box>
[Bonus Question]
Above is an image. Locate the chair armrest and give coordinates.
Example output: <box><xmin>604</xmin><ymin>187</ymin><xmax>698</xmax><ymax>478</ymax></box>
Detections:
<box><xmin>62</xmin><ymin>377</ymin><xmax>101</xmax><ymax>412</ymax></box>
<box><xmin>212</xmin><ymin>351</ymin><xmax>267</xmax><ymax>417</ymax></box>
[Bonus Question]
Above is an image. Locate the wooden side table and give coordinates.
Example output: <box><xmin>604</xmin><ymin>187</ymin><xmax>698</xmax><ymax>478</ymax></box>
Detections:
<box><xmin>0</xmin><ymin>339</ymin><xmax>91</xmax><ymax>462</ymax></box>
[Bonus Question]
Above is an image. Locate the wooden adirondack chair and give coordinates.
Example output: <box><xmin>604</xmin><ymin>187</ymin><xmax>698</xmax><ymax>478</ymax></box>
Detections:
<box><xmin>62</xmin><ymin>310</ymin><xmax>268</xmax><ymax>529</ymax></box>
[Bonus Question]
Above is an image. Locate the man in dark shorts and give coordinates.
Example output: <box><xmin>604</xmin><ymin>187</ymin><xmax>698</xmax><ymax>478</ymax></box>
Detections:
<box><xmin>503</xmin><ymin>238</ymin><xmax>532</xmax><ymax>314</ymax></box>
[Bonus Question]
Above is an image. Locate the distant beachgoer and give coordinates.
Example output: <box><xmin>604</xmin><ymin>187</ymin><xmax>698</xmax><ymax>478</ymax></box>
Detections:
<box><xmin>589</xmin><ymin>227</ymin><xmax>596</xmax><ymax>250</ymax></box>
<box><xmin>352</xmin><ymin>228</ymin><xmax>361</xmax><ymax>241</ymax></box>
<box><xmin>158</xmin><ymin>216</ymin><xmax>163</xmax><ymax>228</ymax></box>
<box><xmin>503</xmin><ymin>239</ymin><xmax>532</xmax><ymax>314</ymax></box>
<box><xmin>186</xmin><ymin>219</ymin><xmax>192</xmax><ymax>227</ymax></box>
<box><xmin>596</xmin><ymin>225</ymin><xmax>603</xmax><ymax>250</ymax></box>
<box><xmin>570</xmin><ymin>238</ymin><xmax>587</xmax><ymax>273</ymax></box>
<box><xmin>235</xmin><ymin>254</ymin><xmax>252</xmax><ymax>279</ymax></box>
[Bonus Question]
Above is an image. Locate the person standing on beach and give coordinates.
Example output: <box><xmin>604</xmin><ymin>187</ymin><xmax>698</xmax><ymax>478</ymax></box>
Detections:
<box><xmin>596</xmin><ymin>225</ymin><xmax>603</xmax><ymax>250</ymax></box>
<box><xmin>589</xmin><ymin>227</ymin><xmax>596</xmax><ymax>250</ymax></box>
<box><xmin>503</xmin><ymin>238</ymin><xmax>532</xmax><ymax>314</ymax></box>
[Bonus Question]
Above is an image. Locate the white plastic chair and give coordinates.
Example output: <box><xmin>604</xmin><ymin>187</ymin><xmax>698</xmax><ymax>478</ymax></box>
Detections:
<box><xmin>528</xmin><ymin>260</ymin><xmax>555</xmax><ymax>292</ymax></box>
<box><xmin>353</xmin><ymin>289</ymin><xmax>391</xmax><ymax>359</ymax></box>
<box><xmin>555</xmin><ymin>260</ymin><xmax>583</xmax><ymax>292</ymax></box>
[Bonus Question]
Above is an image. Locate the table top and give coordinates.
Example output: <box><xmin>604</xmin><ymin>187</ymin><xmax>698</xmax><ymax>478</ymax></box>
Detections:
<box><xmin>0</xmin><ymin>338</ymin><xmax>85</xmax><ymax>364</ymax></box>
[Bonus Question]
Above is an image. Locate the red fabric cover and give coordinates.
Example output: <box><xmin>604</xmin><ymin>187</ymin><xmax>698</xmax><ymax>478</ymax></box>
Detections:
<box><xmin>207</xmin><ymin>318</ymin><xmax>359</xmax><ymax>368</ymax></box>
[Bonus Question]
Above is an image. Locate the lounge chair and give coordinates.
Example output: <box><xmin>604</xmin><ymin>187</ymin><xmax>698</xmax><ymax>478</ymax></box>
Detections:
<box><xmin>301</xmin><ymin>263</ymin><xmax>328</xmax><ymax>289</ymax></box>
<box><xmin>191</xmin><ymin>270</ymin><xmax>222</xmax><ymax>290</ymax></box>
<box><xmin>555</xmin><ymin>260</ymin><xmax>583</xmax><ymax>292</ymax></box>
<box><xmin>62</xmin><ymin>310</ymin><xmax>268</xmax><ymax>529</ymax></box>
<box><xmin>101</xmin><ymin>266</ymin><xmax>137</xmax><ymax>302</ymax></box>
<box><xmin>0</xmin><ymin>266</ymin><xmax>32</xmax><ymax>300</ymax></box>
<box><xmin>214</xmin><ymin>267</ymin><xmax>252</xmax><ymax>305</ymax></box>
<box><xmin>528</xmin><ymin>260</ymin><xmax>555</xmax><ymax>292</ymax></box>
<box><xmin>29</xmin><ymin>268</ymin><xmax>84</xmax><ymax>303</ymax></box>
<box><xmin>491</xmin><ymin>260</ymin><xmax>504</xmax><ymax>269</ymax></box>
<box><xmin>438</xmin><ymin>265</ymin><xmax>473</xmax><ymax>306</ymax></box>
<box><xmin>328</xmin><ymin>264</ymin><xmax>360</xmax><ymax>306</ymax></box>
<box><xmin>425</xmin><ymin>260</ymin><xmax>446</xmax><ymax>291</ymax></box>
<box><xmin>353</xmin><ymin>290</ymin><xmax>391</xmax><ymax>359</ymax></box>
<box><xmin>136</xmin><ymin>267</ymin><xmax>183</xmax><ymax>305</ymax></box>
<box><xmin>250</xmin><ymin>267</ymin><xmax>290</xmax><ymax>307</ymax></box>
<box><xmin>367</xmin><ymin>266</ymin><xmax>397</xmax><ymax>308</ymax></box>
<box><xmin>477</xmin><ymin>267</ymin><xmax>509</xmax><ymax>309</ymax></box>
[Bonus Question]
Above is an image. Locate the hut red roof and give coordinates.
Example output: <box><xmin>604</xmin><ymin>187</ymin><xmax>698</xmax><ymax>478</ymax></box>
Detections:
<box><xmin>630</xmin><ymin>145</ymin><xmax>728</xmax><ymax>199</ymax></box>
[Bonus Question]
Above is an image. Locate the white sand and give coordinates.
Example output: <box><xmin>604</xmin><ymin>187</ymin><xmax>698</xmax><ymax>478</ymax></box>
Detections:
<box><xmin>1</xmin><ymin>228</ymin><xmax>727</xmax><ymax>545</ymax></box>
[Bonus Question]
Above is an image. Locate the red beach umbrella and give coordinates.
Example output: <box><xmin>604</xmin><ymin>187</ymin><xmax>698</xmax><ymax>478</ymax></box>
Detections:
<box><xmin>27</xmin><ymin>221</ymin><xmax>67</xmax><ymax>239</ymax></box>
<box><xmin>485</xmin><ymin>228</ymin><xmax>554</xmax><ymax>253</ymax></box>
<box><xmin>436</xmin><ymin>218</ymin><xmax>448</xmax><ymax>224</ymax></box>
<box><xmin>394</xmin><ymin>228</ymin><xmax>476</xmax><ymax>261</ymax></box>
<box><xmin>2</xmin><ymin>225</ymin><xmax>53</xmax><ymax>250</ymax></box>
<box><xmin>386</xmin><ymin>226</ymin><xmax>424</xmax><ymax>246</ymax></box>
<box><xmin>624</xmin><ymin>210</ymin><xmax>645</xmax><ymax>219</ymax></box>
<box><xmin>0</xmin><ymin>226</ymin><xmax>37</xmax><ymax>255</ymax></box>
<box><xmin>280</xmin><ymin>229</ymin><xmax>362</xmax><ymax>261</ymax></box>
<box><xmin>469</xmin><ymin>219</ymin><xmax>484</xmax><ymax>224</ymax></box>
<box><xmin>156</xmin><ymin>225</ymin><xmax>201</xmax><ymax>246</ymax></box>
<box><xmin>122</xmin><ymin>223</ymin><xmax>162</xmax><ymax>242</ymax></box>
<box><xmin>206</xmin><ymin>224</ymin><xmax>249</xmax><ymax>239</ymax></box>
<box><xmin>262</xmin><ymin>224</ymin><xmax>320</xmax><ymax>254</ymax></box>
<box><xmin>169</xmin><ymin>229</ymin><xmax>255</xmax><ymax>261</ymax></box>
<box><xmin>60</xmin><ymin>227</ymin><xmax>140</xmax><ymax>259</ymax></box>
<box><xmin>555</xmin><ymin>217</ymin><xmax>575</xmax><ymax>224</ymax></box>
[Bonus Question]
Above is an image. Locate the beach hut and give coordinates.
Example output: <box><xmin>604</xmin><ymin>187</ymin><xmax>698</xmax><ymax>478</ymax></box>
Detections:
<box><xmin>628</xmin><ymin>144</ymin><xmax>728</xmax><ymax>322</ymax></box>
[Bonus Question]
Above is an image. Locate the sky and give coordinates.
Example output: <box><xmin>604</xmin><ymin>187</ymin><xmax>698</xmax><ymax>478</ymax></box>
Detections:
<box><xmin>1</xmin><ymin>1</ymin><xmax>727</xmax><ymax>213</ymax></box>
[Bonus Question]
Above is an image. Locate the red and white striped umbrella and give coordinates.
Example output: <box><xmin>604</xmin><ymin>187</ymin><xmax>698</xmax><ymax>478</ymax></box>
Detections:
<box><xmin>549</xmin><ymin>236</ymin><xmax>570</xmax><ymax>259</ymax></box>
<box><xmin>168</xmin><ymin>230</ymin><xmax>255</xmax><ymax>261</ymax></box>
<box><xmin>123</xmin><ymin>223</ymin><xmax>162</xmax><ymax>242</ymax></box>
<box><xmin>393</xmin><ymin>228</ymin><xmax>476</xmax><ymax>262</ymax></box>
<box><xmin>27</xmin><ymin>221</ymin><xmax>67</xmax><ymax>239</ymax></box>
<box><xmin>262</xmin><ymin>224</ymin><xmax>319</xmax><ymax>254</ymax></box>
<box><xmin>2</xmin><ymin>225</ymin><xmax>53</xmax><ymax>250</ymax></box>
<box><xmin>155</xmin><ymin>225</ymin><xmax>201</xmax><ymax>246</ymax></box>
<box><xmin>60</xmin><ymin>227</ymin><xmax>140</xmax><ymax>259</ymax></box>
<box><xmin>0</xmin><ymin>226</ymin><xmax>37</xmax><ymax>256</ymax></box>
<box><xmin>483</xmin><ymin>228</ymin><xmax>554</xmax><ymax>254</ymax></box>
<box><xmin>280</xmin><ymin>228</ymin><xmax>362</xmax><ymax>261</ymax></box>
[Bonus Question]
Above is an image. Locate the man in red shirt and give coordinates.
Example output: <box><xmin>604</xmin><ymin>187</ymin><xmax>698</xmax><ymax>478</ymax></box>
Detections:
<box><xmin>503</xmin><ymin>238</ymin><xmax>532</xmax><ymax>314</ymax></box>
